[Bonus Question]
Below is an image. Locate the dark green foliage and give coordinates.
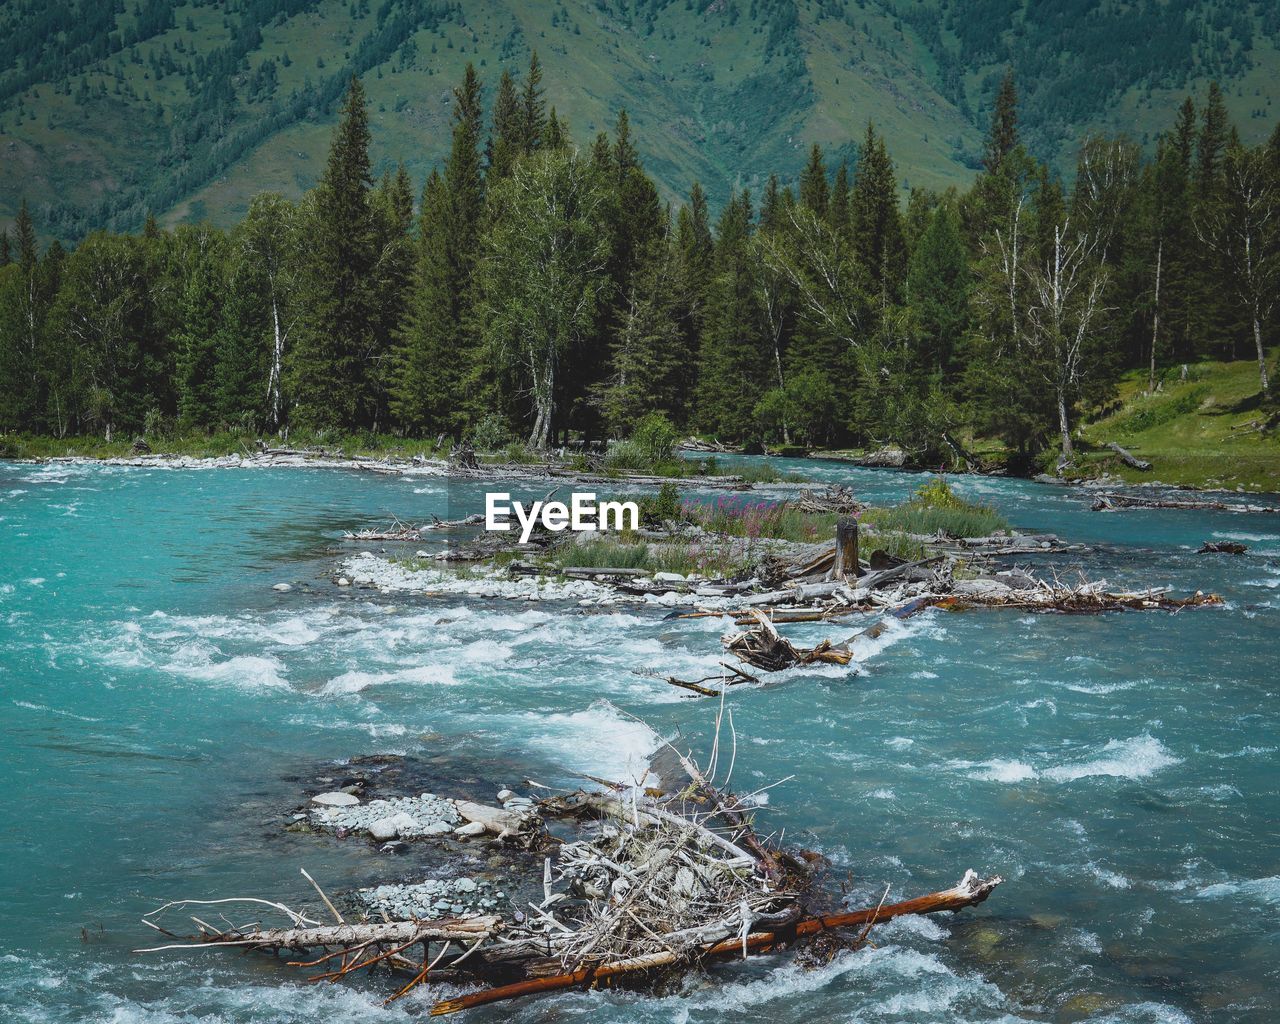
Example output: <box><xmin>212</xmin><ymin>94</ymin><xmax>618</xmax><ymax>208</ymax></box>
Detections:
<box><xmin>289</xmin><ymin>77</ymin><xmax>378</xmax><ymax>430</ymax></box>
<box><xmin>3</xmin><ymin>60</ymin><xmax>1277</xmax><ymax>474</ymax></box>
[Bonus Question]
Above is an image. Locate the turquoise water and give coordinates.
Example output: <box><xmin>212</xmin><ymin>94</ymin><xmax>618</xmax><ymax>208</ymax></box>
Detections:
<box><xmin>1</xmin><ymin>459</ymin><xmax>1277</xmax><ymax>1023</ymax></box>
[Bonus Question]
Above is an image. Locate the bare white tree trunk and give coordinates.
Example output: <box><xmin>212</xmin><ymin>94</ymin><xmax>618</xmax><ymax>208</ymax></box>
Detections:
<box><xmin>1149</xmin><ymin>240</ymin><xmax>1162</xmax><ymax>395</ymax></box>
<box><xmin>1254</xmin><ymin>313</ymin><xmax>1270</xmax><ymax>396</ymax></box>
<box><xmin>1058</xmin><ymin>391</ymin><xmax>1073</xmax><ymax>458</ymax></box>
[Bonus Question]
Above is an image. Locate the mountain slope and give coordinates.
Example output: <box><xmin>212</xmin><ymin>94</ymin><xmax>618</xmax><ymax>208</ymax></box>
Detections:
<box><xmin>1</xmin><ymin>0</ymin><xmax>1278</xmax><ymax>239</ymax></box>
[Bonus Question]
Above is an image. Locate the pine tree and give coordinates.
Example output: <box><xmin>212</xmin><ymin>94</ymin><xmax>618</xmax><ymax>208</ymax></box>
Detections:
<box><xmin>173</xmin><ymin>226</ymin><xmax>226</xmax><ymax>430</ymax></box>
<box><xmin>0</xmin><ymin>229</ymin><xmax>10</xmax><ymax>267</ymax></box>
<box><xmin>799</xmin><ymin>143</ymin><xmax>828</xmax><ymax>217</ymax></box>
<box><xmin>488</xmin><ymin>68</ymin><xmax>522</xmax><ymax>179</ymax></box>
<box><xmin>518</xmin><ymin>52</ymin><xmax>546</xmax><ymax>156</ymax></box>
<box><xmin>829</xmin><ymin>160</ymin><xmax>851</xmax><ymax>235</ymax></box>
<box><xmin>599</xmin><ymin>234</ymin><xmax>683</xmax><ymax>432</ymax></box>
<box><xmin>1196</xmin><ymin>82</ymin><xmax>1229</xmax><ymax>196</ymax></box>
<box><xmin>289</xmin><ymin>77</ymin><xmax>377</xmax><ymax>429</ymax></box>
<box><xmin>696</xmin><ymin>190</ymin><xmax>766</xmax><ymax>437</ymax></box>
<box><xmin>392</xmin><ymin>65</ymin><xmax>485</xmax><ymax>436</ymax></box>
<box><xmin>984</xmin><ymin>70</ymin><xmax>1018</xmax><ymax>172</ymax></box>
<box><xmin>907</xmin><ymin>196</ymin><xmax>969</xmax><ymax>377</ymax></box>
<box><xmin>850</xmin><ymin>124</ymin><xmax>906</xmax><ymax>306</ymax></box>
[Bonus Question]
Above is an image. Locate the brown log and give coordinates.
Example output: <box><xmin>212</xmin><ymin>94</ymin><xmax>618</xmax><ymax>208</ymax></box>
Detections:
<box><xmin>429</xmin><ymin>871</ymin><xmax>1002</xmax><ymax>1016</ymax></box>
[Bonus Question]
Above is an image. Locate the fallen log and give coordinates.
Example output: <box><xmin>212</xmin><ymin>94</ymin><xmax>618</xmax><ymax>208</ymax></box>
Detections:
<box><xmin>1105</xmin><ymin>441</ymin><xmax>1152</xmax><ymax>471</ymax></box>
<box><xmin>1091</xmin><ymin>492</ymin><xmax>1280</xmax><ymax>514</ymax></box>
<box><xmin>429</xmin><ymin>870</ymin><xmax>1003</xmax><ymax>1016</ymax></box>
<box><xmin>853</xmin><ymin>445</ymin><xmax>907</xmax><ymax>468</ymax></box>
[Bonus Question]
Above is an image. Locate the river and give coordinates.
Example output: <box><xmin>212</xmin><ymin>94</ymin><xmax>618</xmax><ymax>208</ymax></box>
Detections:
<box><xmin>1</xmin><ymin>457</ymin><xmax>1276</xmax><ymax>1023</ymax></box>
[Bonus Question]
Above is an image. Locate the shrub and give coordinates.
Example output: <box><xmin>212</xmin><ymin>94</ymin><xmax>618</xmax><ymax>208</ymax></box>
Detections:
<box><xmin>637</xmin><ymin>481</ymin><xmax>683</xmax><ymax>526</ymax></box>
<box><xmin>468</xmin><ymin>413</ymin><xmax>511</xmax><ymax>452</ymax></box>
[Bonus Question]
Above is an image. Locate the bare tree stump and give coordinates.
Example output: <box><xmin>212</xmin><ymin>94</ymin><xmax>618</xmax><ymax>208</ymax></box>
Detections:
<box><xmin>825</xmin><ymin>516</ymin><xmax>860</xmax><ymax>581</ymax></box>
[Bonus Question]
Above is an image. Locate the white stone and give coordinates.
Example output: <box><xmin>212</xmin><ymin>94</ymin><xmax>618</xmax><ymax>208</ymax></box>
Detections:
<box><xmin>654</xmin><ymin>571</ymin><xmax>685</xmax><ymax>582</ymax></box>
<box><xmin>336</xmin><ymin>577</ymin><xmax>351</xmax><ymax>587</ymax></box>
<box><xmin>311</xmin><ymin>791</ymin><xmax>359</xmax><ymax>807</ymax></box>
<box><xmin>455</xmin><ymin>821</ymin><xmax>486</xmax><ymax>837</ymax></box>
<box><xmin>496</xmin><ymin>789</ymin><xmax>515</xmax><ymax>801</ymax></box>
<box><xmin>421</xmin><ymin>821</ymin><xmax>454</xmax><ymax>836</ymax></box>
<box><xmin>454</xmin><ymin>878</ymin><xmax>478</xmax><ymax>893</ymax></box>
<box><xmin>369</xmin><ymin>811</ymin><xmax>420</xmax><ymax>840</ymax></box>
<box><xmin>273</xmin><ymin>583</ymin><xmax>292</xmax><ymax>592</ymax></box>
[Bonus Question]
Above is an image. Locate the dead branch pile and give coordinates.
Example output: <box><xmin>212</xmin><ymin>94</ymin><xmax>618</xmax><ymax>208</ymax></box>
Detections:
<box><xmin>791</xmin><ymin>485</ymin><xmax>862</xmax><ymax>516</ymax></box>
<box><xmin>678</xmin><ymin>436</ymin><xmax>734</xmax><ymax>453</ymax></box>
<box><xmin>137</xmin><ymin>713</ymin><xmax>1002</xmax><ymax>1015</ymax></box>
<box><xmin>344</xmin><ymin>513</ymin><xmax>485</xmax><ymax>542</ymax></box>
<box><xmin>724</xmin><ymin>610</ymin><xmax>854</xmax><ymax>671</ymax></box>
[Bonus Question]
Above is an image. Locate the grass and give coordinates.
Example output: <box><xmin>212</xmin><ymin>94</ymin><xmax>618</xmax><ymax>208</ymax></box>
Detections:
<box><xmin>1076</xmin><ymin>351</ymin><xmax>1280</xmax><ymax>491</ymax></box>
<box><xmin>548</xmin><ymin>536</ymin><xmax>754</xmax><ymax>579</ymax></box>
<box><xmin>860</xmin><ymin>476</ymin><xmax>1009</xmax><ymax>539</ymax></box>
<box><xmin>685</xmin><ymin>497</ymin><xmax>837</xmax><ymax>542</ymax></box>
<box><xmin>0</xmin><ymin>430</ymin><xmax>449</xmax><ymax>461</ymax></box>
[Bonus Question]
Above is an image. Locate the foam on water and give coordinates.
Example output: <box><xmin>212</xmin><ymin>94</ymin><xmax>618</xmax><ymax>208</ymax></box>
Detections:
<box><xmin>320</xmin><ymin>664</ymin><xmax>458</xmax><ymax>695</ymax></box>
<box><xmin>971</xmin><ymin>759</ymin><xmax>1038</xmax><ymax>783</ymax></box>
<box><xmin>1043</xmin><ymin>734</ymin><xmax>1179</xmax><ymax>782</ymax></box>
<box><xmin>1197</xmin><ymin>875</ymin><xmax>1280</xmax><ymax>906</ymax></box>
<box><xmin>510</xmin><ymin>701</ymin><xmax>659</xmax><ymax>781</ymax></box>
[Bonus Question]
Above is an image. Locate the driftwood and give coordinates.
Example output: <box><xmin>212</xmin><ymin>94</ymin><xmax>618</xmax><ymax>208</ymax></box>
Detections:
<box><xmin>931</xmin><ymin>584</ymin><xmax>1222</xmax><ymax>613</ymax></box>
<box><xmin>1092</xmin><ymin>492</ymin><xmax>1280</xmax><ymax>514</ymax></box>
<box><xmin>678</xmin><ymin>436</ymin><xmax>733</xmax><ymax>453</ymax></box>
<box><xmin>825</xmin><ymin>516</ymin><xmax>860</xmax><ymax>581</ymax></box>
<box><xmin>1105</xmin><ymin>441</ymin><xmax>1152</xmax><ymax>471</ymax></box>
<box><xmin>1198</xmin><ymin>541</ymin><xmax>1247</xmax><ymax>554</ymax></box>
<box><xmin>792</xmin><ymin>485</ymin><xmax>862</xmax><ymax>516</ymax></box>
<box><xmin>724</xmin><ymin>610</ymin><xmax>854</xmax><ymax>671</ymax></box>
<box><xmin>343</xmin><ymin>513</ymin><xmax>485</xmax><ymax>541</ymax></box>
<box><xmin>853</xmin><ymin>445</ymin><xmax>907</xmax><ymax>467</ymax></box>
<box><xmin>430</xmin><ymin>869</ymin><xmax>1002</xmax><ymax>1016</ymax></box>
<box><xmin>139</xmin><ymin>710</ymin><xmax>1002</xmax><ymax>1015</ymax></box>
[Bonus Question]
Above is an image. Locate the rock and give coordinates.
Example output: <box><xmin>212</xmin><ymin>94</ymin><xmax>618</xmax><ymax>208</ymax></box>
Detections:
<box><xmin>454</xmin><ymin>878</ymin><xmax>478</xmax><ymax>893</ymax></box>
<box><xmin>369</xmin><ymin>811</ymin><xmax>421</xmax><ymax>841</ymax></box>
<box><xmin>654</xmin><ymin>571</ymin><xmax>685</xmax><ymax>582</ymax></box>
<box><xmin>272</xmin><ymin>583</ymin><xmax>293</xmax><ymax>592</ymax></box>
<box><xmin>421</xmin><ymin>821</ymin><xmax>454</xmax><ymax>836</ymax></box>
<box><xmin>311</xmin><ymin>791</ymin><xmax>360</xmax><ymax>807</ymax></box>
<box><xmin>496</xmin><ymin>789</ymin><xmax>515</xmax><ymax>801</ymax></box>
<box><xmin>455</xmin><ymin>820</ymin><xmax>486</xmax><ymax>837</ymax></box>
<box><xmin>336</xmin><ymin>577</ymin><xmax>351</xmax><ymax>587</ymax></box>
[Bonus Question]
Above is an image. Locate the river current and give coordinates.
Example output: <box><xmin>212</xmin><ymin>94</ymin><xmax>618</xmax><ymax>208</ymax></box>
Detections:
<box><xmin>0</xmin><ymin>457</ymin><xmax>1276</xmax><ymax>1023</ymax></box>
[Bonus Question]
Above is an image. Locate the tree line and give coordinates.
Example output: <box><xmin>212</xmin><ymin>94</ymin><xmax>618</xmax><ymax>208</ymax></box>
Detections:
<box><xmin>2</xmin><ymin>59</ymin><xmax>1278</xmax><ymax>467</ymax></box>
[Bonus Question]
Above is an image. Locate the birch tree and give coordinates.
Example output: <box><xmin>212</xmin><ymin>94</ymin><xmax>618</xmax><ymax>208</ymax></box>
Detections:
<box><xmin>1025</xmin><ymin>221</ymin><xmax>1108</xmax><ymax>458</ymax></box>
<box><xmin>1196</xmin><ymin>143</ymin><xmax>1278</xmax><ymax>396</ymax></box>
<box><xmin>477</xmin><ymin>150</ymin><xmax>609</xmax><ymax>449</ymax></box>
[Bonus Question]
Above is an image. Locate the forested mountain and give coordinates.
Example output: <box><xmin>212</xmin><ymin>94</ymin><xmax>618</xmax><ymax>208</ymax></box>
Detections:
<box><xmin>2</xmin><ymin>0</ymin><xmax>1279</xmax><ymax>239</ymax></box>
<box><xmin>2</xmin><ymin>60</ymin><xmax>1277</xmax><ymax>470</ymax></box>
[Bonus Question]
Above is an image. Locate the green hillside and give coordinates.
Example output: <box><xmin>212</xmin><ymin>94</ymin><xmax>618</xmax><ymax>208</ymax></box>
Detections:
<box><xmin>1077</xmin><ymin>355</ymin><xmax>1280</xmax><ymax>492</ymax></box>
<box><xmin>2</xmin><ymin>0</ymin><xmax>1279</xmax><ymax>239</ymax></box>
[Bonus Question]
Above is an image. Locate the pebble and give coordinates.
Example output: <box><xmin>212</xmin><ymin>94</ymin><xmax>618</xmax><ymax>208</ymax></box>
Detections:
<box><xmin>654</xmin><ymin>571</ymin><xmax>685</xmax><ymax>582</ymax></box>
<box><xmin>311</xmin><ymin>791</ymin><xmax>360</xmax><ymax>807</ymax></box>
<box><xmin>356</xmin><ymin>877</ymin><xmax>502</xmax><ymax>921</ymax></box>
<box><xmin>496</xmin><ymin>789</ymin><xmax>515</xmax><ymax>801</ymax></box>
<box><xmin>336</xmin><ymin>577</ymin><xmax>351</xmax><ymax>587</ymax></box>
<box><xmin>272</xmin><ymin>582</ymin><xmax>292</xmax><ymax>592</ymax></box>
<box><xmin>311</xmin><ymin>793</ymin><xmax>461</xmax><ymax>838</ymax></box>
